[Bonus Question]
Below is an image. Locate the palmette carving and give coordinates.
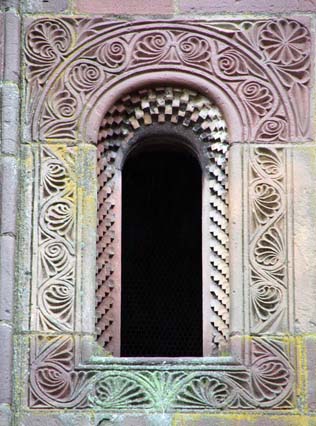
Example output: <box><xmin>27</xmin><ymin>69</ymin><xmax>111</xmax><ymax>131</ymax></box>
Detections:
<box><xmin>238</xmin><ymin>81</ymin><xmax>274</xmax><ymax>120</ymax></box>
<box><xmin>218</xmin><ymin>48</ymin><xmax>250</xmax><ymax>76</ymax></box>
<box><xmin>96</xmin><ymin>39</ymin><xmax>127</xmax><ymax>69</ymax></box>
<box><xmin>251</xmin><ymin>182</ymin><xmax>281</xmax><ymax>225</ymax></box>
<box><xmin>251</xmin><ymin>283</ymin><xmax>283</xmax><ymax>322</ymax></box>
<box><xmin>132</xmin><ymin>32</ymin><xmax>171</xmax><ymax>64</ymax></box>
<box><xmin>178</xmin><ymin>34</ymin><xmax>211</xmax><ymax>66</ymax></box>
<box><xmin>92</xmin><ymin>340</ymin><xmax>292</xmax><ymax>411</ymax></box>
<box><xmin>28</xmin><ymin>117</ymin><xmax>295</xmax><ymax>411</ymax></box>
<box><xmin>26</xmin><ymin>16</ymin><xmax>297</xmax><ymax>412</ymax></box>
<box><xmin>177</xmin><ymin>377</ymin><xmax>234</xmax><ymax>408</ymax></box>
<box><xmin>25</xmin><ymin>18</ymin><xmax>311</xmax><ymax>141</ymax></box>
<box><xmin>67</xmin><ymin>62</ymin><xmax>106</xmax><ymax>94</ymax></box>
<box><xmin>256</xmin><ymin>118</ymin><xmax>288</xmax><ymax>142</ymax></box>
<box><xmin>30</xmin><ymin>336</ymin><xmax>293</xmax><ymax>410</ymax></box>
<box><xmin>25</xmin><ymin>19</ymin><xmax>73</xmax><ymax>84</ymax></box>
<box><xmin>36</xmin><ymin>146</ymin><xmax>77</xmax><ymax>331</ymax></box>
<box><xmin>30</xmin><ymin>337</ymin><xmax>92</xmax><ymax>408</ymax></box>
<box><xmin>249</xmin><ymin>147</ymin><xmax>287</xmax><ymax>334</ymax></box>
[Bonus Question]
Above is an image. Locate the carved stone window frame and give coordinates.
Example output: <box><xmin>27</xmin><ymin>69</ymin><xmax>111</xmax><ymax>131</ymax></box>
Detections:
<box><xmin>19</xmin><ymin>17</ymin><xmax>312</xmax><ymax>411</ymax></box>
<box><xmin>96</xmin><ymin>88</ymin><xmax>230</xmax><ymax>357</ymax></box>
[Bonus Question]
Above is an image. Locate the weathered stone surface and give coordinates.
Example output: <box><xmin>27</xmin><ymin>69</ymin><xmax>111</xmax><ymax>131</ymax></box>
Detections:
<box><xmin>7</xmin><ymin>10</ymin><xmax>316</xmax><ymax>426</ymax></box>
<box><xmin>0</xmin><ymin>236</ymin><xmax>15</xmax><ymax>321</ymax></box>
<box><xmin>173</xmin><ymin>414</ymin><xmax>316</xmax><ymax>425</ymax></box>
<box><xmin>0</xmin><ymin>14</ymin><xmax>4</xmax><ymax>82</ymax></box>
<box><xmin>3</xmin><ymin>12</ymin><xmax>20</xmax><ymax>83</ymax></box>
<box><xmin>96</xmin><ymin>414</ymin><xmax>172</xmax><ymax>426</ymax></box>
<box><xmin>16</xmin><ymin>146</ymin><xmax>33</xmax><ymax>332</ymax></box>
<box><xmin>292</xmin><ymin>146</ymin><xmax>316</xmax><ymax>334</ymax></box>
<box><xmin>306</xmin><ymin>336</ymin><xmax>316</xmax><ymax>412</ymax></box>
<box><xmin>1</xmin><ymin>84</ymin><xmax>19</xmax><ymax>155</ymax></box>
<box><xmin>179</xmin><ymin>0</ymin><xmax>316</xmax><ymax>12</ymax></box>
<box><xmin>0</xmin><ymin>404</ymin><xmax>11</xmax><ymax>426</ymax></box>
<box><xmin>0</xmin><ymin>156</ymin><xmax>17</xmax><ymax>234</ymax></box>
<box><xmin>0</xmin><ymin>324</ymin><xmax>12</xmax><ymax>404</ymax></box>
<box><xmin>24</xmin><ymin>0</ymin><xmax>69</xmax><ymax>13</ymax></box>
<box><xmin>3</xmin><ymin>0</ymin><xmax>20</xmax><ymax>7</ymax></box>
<box><xmin>74</xmin><ymin>0</ymin><xmax>174</xmax><ymax>14</ymax></box>
<box><xmin>21</xmin><ymin>417</ymin><xmax>64</xmax><ymax>426</ymax></box>
<box><xmin>21</xmin><ymin>413</ymin><xmax>92</xmax><ymax>426</ymax></box>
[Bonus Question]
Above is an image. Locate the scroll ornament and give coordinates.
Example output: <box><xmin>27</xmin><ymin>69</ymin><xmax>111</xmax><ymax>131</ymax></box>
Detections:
<box><xmin>25</xmin><ymin>18</ymin><xmax>311</xmax><ymax>141</ymax></box>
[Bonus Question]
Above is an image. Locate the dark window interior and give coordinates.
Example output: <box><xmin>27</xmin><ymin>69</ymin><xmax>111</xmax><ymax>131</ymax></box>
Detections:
<box><xmin>121</xmin><ymin>140</ymin><xmax>202</xmax><ymax>357</ymax></box>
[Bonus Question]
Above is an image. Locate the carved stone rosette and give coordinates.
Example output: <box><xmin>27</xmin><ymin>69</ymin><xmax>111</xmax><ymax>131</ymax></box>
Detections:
<box><xmin>22</xmin><ymin>16</ymin><xmax>309</xmax><ymax>413</ymax></box>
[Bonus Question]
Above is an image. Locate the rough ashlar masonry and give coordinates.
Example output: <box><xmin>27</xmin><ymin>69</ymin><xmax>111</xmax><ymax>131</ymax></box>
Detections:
<box><xmin>1</xmin><ymin>0</ymin><xmax>316</xmax><ymax>425</ymax></box>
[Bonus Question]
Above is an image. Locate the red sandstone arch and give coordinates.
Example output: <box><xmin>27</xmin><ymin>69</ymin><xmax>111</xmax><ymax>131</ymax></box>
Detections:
<box><xmin>25</xmin><ymin>19</ymin><xmax>311</xmax><ymax>144</ymax></box>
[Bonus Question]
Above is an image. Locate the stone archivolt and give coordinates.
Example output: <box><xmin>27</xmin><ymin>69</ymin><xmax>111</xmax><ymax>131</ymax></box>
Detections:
<box><xmin>25</xmin><ymin>17</ymin><xmax>301</xmax><ymax>411</ymax></box>
<box><xmin>25</xmin><ymin>18</ymin><xmax>311</xmax><ymax>142</ymax></box>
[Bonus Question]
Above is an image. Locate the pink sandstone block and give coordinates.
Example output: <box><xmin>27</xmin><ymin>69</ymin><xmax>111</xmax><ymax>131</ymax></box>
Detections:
<box><xmin>75</xmin><ymin>0</ymin><xmax>174</xmax><ymax>14</ymax></box>
<box><xmin>0</xmin><ymin>14</ymin><xmax>3</xmax><ymax>81</ymax></box>
<box><xmin>306</xmin><ymin>337</ymin><xmax>316</xmax><ymax>411</ymax></box>
<box><xmin>179</xmin><ymin>0</ymin><xmax>316</xmax><ymax>13</ymax></box>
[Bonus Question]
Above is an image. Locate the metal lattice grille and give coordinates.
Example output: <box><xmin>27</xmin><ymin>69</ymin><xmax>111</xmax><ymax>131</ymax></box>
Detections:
<box><xmin>121</xmin><ymin>149</ymin><xmax>202</xmax><ymax>357</ymax></box>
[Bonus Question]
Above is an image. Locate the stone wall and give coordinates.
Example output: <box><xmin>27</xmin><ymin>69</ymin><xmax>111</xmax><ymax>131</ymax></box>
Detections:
<box><xmin>1</xmin><ymin>0</ymin><xmax>316</xmax><ymax>425</ymax></box>
<box><xmin>0</xmin><ymin>3</ymin><xmax>20</xmax><ymax>426</ymax></box>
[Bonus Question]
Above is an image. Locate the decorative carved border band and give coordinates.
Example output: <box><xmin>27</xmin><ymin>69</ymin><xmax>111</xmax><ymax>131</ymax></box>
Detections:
<box><xmin>24</xmin><ymin>16</ymin><xmax>300</xmax><ymax>412</ymax></box>
<box><xmin>29</xmin><ymin>335</ymin><xmax>294</xmax><ymax>410</ymax></box>
<box><xmin>249</xmin><ymin>147</ymin><xmax>288</xmax><ymax>333</ymax></box>
<box><xmin>28</xmin><ymin>143</ymin><xmax>294</xmax><ymax>410</ymax></box>
<box><xmin>24</xmin><ymin>18</ymin><xmax>311</xmax><ymax>143</ymax></box>
<box><xmin>32</xmin><ymin>145</ymin><xmax>78</xmax><ymax>332</ymax></box>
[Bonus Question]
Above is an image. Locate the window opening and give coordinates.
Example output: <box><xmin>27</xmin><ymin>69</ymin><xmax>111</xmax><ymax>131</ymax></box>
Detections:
<box><xmin>96</xmin><ymin>87</ymin><xmax>229</xmax><ymax>357</ymax></box>
<box><xmin>121</xmin><ymin>142</ymin><xmax>202</xmax><ymax>357</ymax></box>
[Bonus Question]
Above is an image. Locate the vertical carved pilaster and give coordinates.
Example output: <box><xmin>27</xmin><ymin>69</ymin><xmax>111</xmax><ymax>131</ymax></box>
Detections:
<box><xmin>249</xmin><ymin>147</ymin><xmax>287</xmax><ymax>334</ymax></box>
<box><xmin>33</xmin><ymin>146</ymin><xmax>77</xmax><ymax>332</ymax></box>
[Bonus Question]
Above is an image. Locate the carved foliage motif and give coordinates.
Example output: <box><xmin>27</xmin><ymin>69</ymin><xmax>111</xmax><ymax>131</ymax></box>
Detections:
<box><xmin>29</xmin><ymin>138</ymin><xmax>294</xmax><ymax>411</ymax></box>
<box><xmin>24</xmin><ymin>18</ymin><xmax>311</xmax><ymax>141</ymax></box>
<box><xmin>26</xmin><ymin>16</ymin><xmax>297</xmax><ymax>412</ymax></box>
<box><xmin>249</xmin><ymin>147</ymin><xmax>287</xmax><ymax>333</ymax></box>
<box><xmin>97</xmin><ymin>87</ymin><xmax>229</xmax><ymax>355</ymax></box>
<box><xmin>30</xmin><ymin>336</ymin><xmax>293</xmax><ymax>410</ymax></box>
<box><xmin>35</xmin><ymin>146</ymin><xmax>77</xmax><ymax>331</ymax></box>
<box><xmin>30</xmin><ymin>336</ymin><xmax>92</xmax><ymax>408</ymax></box>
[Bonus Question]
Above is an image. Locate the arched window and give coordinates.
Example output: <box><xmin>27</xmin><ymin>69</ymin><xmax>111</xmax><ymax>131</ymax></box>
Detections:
<box><xmin>96</xmin><ymin>87</ymin><xmax>229</xmax><ymax>357</ymax></box>
<box><xmin>121</xmin><ymin>138</ymin><xmax>202</xmax><ymax>357</ymax></box>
